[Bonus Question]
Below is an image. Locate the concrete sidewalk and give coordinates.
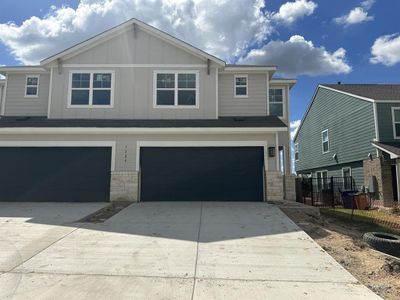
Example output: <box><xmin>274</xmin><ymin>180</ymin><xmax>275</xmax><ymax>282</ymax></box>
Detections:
<box><xmin>0</xmin><ymin>202</ymin><xmax>381</xmax><ymax>299</ymax></box>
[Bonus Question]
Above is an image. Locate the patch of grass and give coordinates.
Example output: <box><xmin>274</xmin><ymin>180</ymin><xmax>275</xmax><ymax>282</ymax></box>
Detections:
<box><xmin>321</xmin><ymin>208</ymin><xmax>400</xmax><ymax>235</ymax></box>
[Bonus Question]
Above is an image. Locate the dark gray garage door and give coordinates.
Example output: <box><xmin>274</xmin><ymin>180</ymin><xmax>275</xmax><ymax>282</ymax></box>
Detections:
<box><xmin>0</xmin><ymin>147</ymin><xmax>111</xmax><ymax>202</ymax></box>
<box><xmin>140</xmin><ymin>147</ymin><xmax>264</xmax><ymax>201</ymax></box>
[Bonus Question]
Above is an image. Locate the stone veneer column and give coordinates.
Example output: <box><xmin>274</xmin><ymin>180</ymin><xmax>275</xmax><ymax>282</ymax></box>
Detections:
<box><xmin>265</xmin><ymin>171</ymin><xmax>284</xmax><ymax>201</ymax></box>
<box><xmin>284</xmin><ymin>175</ymin><xmax>296</xmax><ymax>201</ymax></box>
<box><xmin>110</xmin><ymin>171</ymin><xmax>138</xmax><ymax>202</ymax></box>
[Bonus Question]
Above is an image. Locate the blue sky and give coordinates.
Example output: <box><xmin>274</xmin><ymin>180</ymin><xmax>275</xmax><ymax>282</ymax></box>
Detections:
<box><xmin>0</xmin><ymin>0</ymin><xmax>399</xmax><ymax>128</ymax></box>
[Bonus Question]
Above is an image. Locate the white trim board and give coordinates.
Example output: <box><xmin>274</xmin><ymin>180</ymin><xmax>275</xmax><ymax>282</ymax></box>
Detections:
<box><xmin>0</xmin><ymin>127</ymin><xmax>287</xmax><ymax>135</ymax></box>
<box><xmin>0</xmin><ymin>74</ymin><xmax>8</xmax><ymax>116</ymax></box>
<box><xmin>135</xmin><ymin>140</ymin><xmax>269</xmax><ymax>171</ymax></box>
<box><xmin>0</xmin><ymin>140</ymin><xmax>116</xmax><ymax>171</ymax></box>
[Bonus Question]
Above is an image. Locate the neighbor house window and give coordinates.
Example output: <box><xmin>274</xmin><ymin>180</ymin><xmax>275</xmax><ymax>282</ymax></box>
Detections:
<box><xmin>342</xmin><ymin>167</ymin><xmax>352</xmax><ymax>190</ymax></box>
<box><xmin>155</xmin><ymin>71</ymin><xmax>198</xmax><ymax>107</ymax></box>
<box><xmin>234</xmin><ymin>75</ymin><xmax>248</xmax><ymax>97</ymax></box>
<box><xmin>392</xmin><ymin>107</ymin><xmax>400</xmax><ymax>138</ymax></box>
<box><xmin>294</xmin><ymin>143</ymin><xmax>299</xmax><ymax>161</ymax></box>
<box><xmin>25</xmin><ymin>75</ymin><xmax>39</xmax><ymax>97</ymax></box>
<box><xmin>69</xmin><ymin>71</ymin><xmax>114</xmax><ymax>107</ymax></box>
<box><xmin>316</xmin><ymin>170</ymin><xmax>328</xmax><ymax>191</ymax></box>
<box><xmin>322</xmin><ymin>129</ymin><xmax>329</xmax><ymax>153</ymax></box>
<box><xmin>269</xmin><ymin>88</ymin><xmax>283</xmax><ymax>117</ymax></box>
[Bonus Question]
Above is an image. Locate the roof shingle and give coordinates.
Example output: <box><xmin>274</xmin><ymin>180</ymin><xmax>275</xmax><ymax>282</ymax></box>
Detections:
<box><xmin>322</xmin><ymin>84</ymin><xmax>400</xmax><ymax>101</ymax></box>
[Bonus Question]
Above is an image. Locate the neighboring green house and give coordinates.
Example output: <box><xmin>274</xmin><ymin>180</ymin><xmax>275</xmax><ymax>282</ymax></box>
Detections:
<box><xmin>294</xmin><ymin>84</ymin><xmax>400</xmax><ymax>207</ymax></box>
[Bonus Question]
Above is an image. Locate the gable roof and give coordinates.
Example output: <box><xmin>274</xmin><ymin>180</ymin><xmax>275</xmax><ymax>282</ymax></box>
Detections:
<box><xmin>40</xmin><ymin>18</ymin><xmax>225</xmax><ymax>66</ymax></box>
<box><xmin>294</xmin><ymin>84</ymin><xmax>400</xmax><ymax>141</ymax></box>
<box><xmin>323</xmin><ymin>84</ymin><xmax>400</xmax><ymax>101</ymax></box>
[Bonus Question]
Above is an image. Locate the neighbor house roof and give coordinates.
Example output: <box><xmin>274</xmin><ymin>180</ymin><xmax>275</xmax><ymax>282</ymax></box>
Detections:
<box><xmin>40</xmin><ymin>18</ymin><xmax>225</xmax><ymax>66</ymax></box>
<box><xmin>0</xmin><ymin>116</ymin><xmax>287</xmax><ymax>128</ymax></box>
<box><xmin>372</xmin><ymin>141</ymin><xmax>400</xmax><ymax>158</ymax></box>
<box><xmin>321</xmin><ymin>84</ymin><xmax>400</xmax><ymax>101</ymax></box>
<box><xmin>294</xmin><ymin>84</ymin><xmax>400</xmax><ymax>141</ymax></box>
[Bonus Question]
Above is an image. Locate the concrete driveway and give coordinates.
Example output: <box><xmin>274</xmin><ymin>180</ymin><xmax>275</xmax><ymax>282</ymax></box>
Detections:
<box><xmin>0</xmin><ymin>202</ymin><xmax>381</xmax><ymax>300</ymax></box>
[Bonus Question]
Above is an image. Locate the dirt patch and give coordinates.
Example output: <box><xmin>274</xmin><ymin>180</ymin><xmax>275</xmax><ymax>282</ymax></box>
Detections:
<box><xmin>79</xmin><ymin>201</ymin><xmax>131</xmax><ymax>223</ymax></box>
<box><xmin>282</xmin><ymin>207</ymin><xmax>400</xmax><ymax>300</ymax></box>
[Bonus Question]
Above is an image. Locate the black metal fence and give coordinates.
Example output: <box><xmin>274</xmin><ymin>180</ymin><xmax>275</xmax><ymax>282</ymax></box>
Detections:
<box><xmin>296</xmin><ymin>176</ymin><xmax>355</xmax><ymax>207</ymax></box>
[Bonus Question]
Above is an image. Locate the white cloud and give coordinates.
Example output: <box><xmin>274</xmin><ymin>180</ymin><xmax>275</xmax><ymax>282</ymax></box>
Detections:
<box><xmin>273</xmin><ymin>0</ymin><xmax>317</xmax><ymax>25</ymax></box>
<box><xmin>370</xmin><ymin>33</ymin><xmax>400</xmax><ymax>66</ymax></box>
<box><xmin>334</xmin><ymin>0</ymin><xmax>375</xmax><ymax>26</ymax></box>
<box><xmin>238</xmin><ymin>35</ymin><xmax>352</xmax><ymax>76</ymax></box>
<box><xmin>290</xmin><ymin>119</ymin><xmax>301</xmax><ymax>140</ymax></box>
<box><xmin>0</xmin><ymin>0</ymin><xmax>274</xmax><ymax>65</ymax></box>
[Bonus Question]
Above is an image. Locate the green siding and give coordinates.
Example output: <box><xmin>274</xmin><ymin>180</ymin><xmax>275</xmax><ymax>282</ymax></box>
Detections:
<box><xmin>298</xmin><ymin>161</ymin><xmax>365</xmax><ymax>190</ymax></box>
<box><xmin>295</xmin><ymin>87</ymin><xmax>376</xmax><ymax>173</ymax></box>
<box><xmin>376</xmin><ymin>102</ymin><xmax>400</xmax><ymax>142</ymax></box>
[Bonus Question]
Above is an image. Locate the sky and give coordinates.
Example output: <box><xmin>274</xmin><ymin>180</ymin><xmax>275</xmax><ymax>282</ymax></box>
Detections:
<box><xmin>1</xmin><ymin>0</ymin><xmax>400</xmax><ymax>138</ymax></box>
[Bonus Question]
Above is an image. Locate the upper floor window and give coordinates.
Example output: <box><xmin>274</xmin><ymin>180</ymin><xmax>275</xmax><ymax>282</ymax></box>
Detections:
<box><xmin>69</xmin><ymin>71</ymin><xmax>114</xmax><ymax>107</ymax></box>
<box><xmin>322</xmin><ymin>129</ymin><xmax>329</xmax><ymax>153</ymax></box>
<box><xmin>25</xmin><ymin>75</ymin><xmax>39</xmax><ymax>97</ymax></box>
<box><xmin>234</xmin><ymin>75</ymin><xmax>248</xmax><ymax>98</ymax></box>
<box><xmin>154</xmin><ymin>71</ymin><xmax>198</xmax><ymax>108</ymax></box>
<box><xmin>294</xmin><ymin>143</ymin><xmax>299</xmax><ymax>161</ymax></box>
<box><xmin>269</xmin><ymin>89</ymin><xmax>283</xmax><ymax>117</ymax></box>
<box><xmin>392</xmin><ymin>107</ymin><xmax>400</xmax><ymax>138</ymax></box>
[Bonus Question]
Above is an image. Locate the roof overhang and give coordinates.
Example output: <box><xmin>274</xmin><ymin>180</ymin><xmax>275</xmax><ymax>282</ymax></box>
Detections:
<box><xmin>270</xmin><ymin>79</ymin><xmax>297</xmax><ymax>89</ymax></box>
<box><xmin>40</xmin><ymin>18</ymin><xmax>225</xmax><ymax>67</ymax></box>
<box><xmin>372</xmin><ymin>142</ymin><xmax>400</xmax><ymax>159</ymax></box>
<box><xmin>221</xmin><ymin>66</ymin><xmax>276</xmax><ymax>75</ymax></box>
<box><xmin>0</xmin><ymin>67</ymin><xmax>48</xmax><ymax>75</ymax></box>
<box><xmin>0</xmin><ymin>127</ymin><xmax>287</xmax><ymax>135</ymax></box>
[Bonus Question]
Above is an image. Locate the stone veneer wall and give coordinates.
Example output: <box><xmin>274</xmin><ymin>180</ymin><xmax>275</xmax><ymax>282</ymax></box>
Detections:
<box><xmin>284</xmin><ymin>175</ymin><xmax>296</xmax><ymax>201</ymax></box>
<box><xmin>110</xmin><ymin>171</ymin><xmax>139</xmax><ymax>202</ymax></box>
<box><xmin>266</xmin><ymin>171</ymin><xmax>284</xmax><ymax>201</ymax></box>
<box><xmin>363</xmin><ymin>157</ymin><xmax>394</xmax><ymax>207</ymax></box>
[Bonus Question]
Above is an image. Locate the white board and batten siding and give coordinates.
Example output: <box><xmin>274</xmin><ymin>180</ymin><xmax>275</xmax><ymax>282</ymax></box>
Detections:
<box><xmin>3</xmin><ymin>73</ymin><xmax>50</xmax><ymax>116</ymax></box>
<box><xmin>47</xmin><ymin>26</ymin><xmax>217</xmax><ymax>119</ymax></box>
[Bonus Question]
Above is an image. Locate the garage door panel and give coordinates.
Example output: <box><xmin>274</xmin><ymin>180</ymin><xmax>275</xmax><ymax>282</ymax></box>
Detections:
<box><xmin>0</xmin><ymin>147</ymin><xmax>111</xmax><ymax>202</ymax></box>
<box><xmin>140</xmin><ymin>147</ymin><xmax>264</xmax><ymax>202</ymax></box>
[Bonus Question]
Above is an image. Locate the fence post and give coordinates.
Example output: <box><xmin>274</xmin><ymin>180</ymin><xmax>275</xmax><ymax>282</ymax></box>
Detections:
<box><xmin>330</xmin><ymin>176</ymin><xmax>335</xmax><ymax>208</ymax></box>
<box><xmin>311</xmin><ymin>177</ymin><xmax>314</xmax><ymax>206</ymax></box>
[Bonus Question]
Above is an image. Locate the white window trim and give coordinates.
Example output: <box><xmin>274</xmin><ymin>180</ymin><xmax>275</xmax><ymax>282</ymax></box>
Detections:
<box><xmin>153</xmin><ymin>70</ymin><xmax>199</xmax><ymax>109</ymax></box>
<box><xmin>234</xmin><ymin>74</ymin><xmax>248</xmax><ymax>98</ymax></box>
<box><xmin>321</xmin><ymin>129</ymin><xmax>330</xmax><ymax>154</ymax></box>
<box><xmin>342</xmin><ymin>167</ymin><xmax>352</xmax><ymax>177</ymax></box>
<box><xmin>315</xmin><ymin>170</ymin><xmax>329</xmax><ymax>185</ymax></box>
<box><xmin>268</xmin><ymin>86</ymin><xmax>286</xmax><ymax>119</ymax></box>
<box><xmin>24</xmin><ymin>75</ymin><xmax>40</xmax><ymax>98</ymax></box>
<box><xmin>391</xmin><ymin>107</ymin><xmax>400</xmax><ymax>139</ymax></box>
<box><xmin>67</xmin><ymin>70</ymin><xmax>115</xmax><ymax>108</ymax></box>
<box><xmin>294</xmin><ymin>142</ymin><xmax>299</xmax><ymax>161</ymax></box>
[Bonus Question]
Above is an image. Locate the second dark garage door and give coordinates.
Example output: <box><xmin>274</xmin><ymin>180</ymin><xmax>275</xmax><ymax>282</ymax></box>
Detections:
<box><xmin>140</xmin><ymin>147</ymin><xmax>264</xmax><ymax>201</ymax></box>
<box><xmin>0</xmin><ymin>147</ymin><xmax>111</xmax><ymax>202</ymax></box>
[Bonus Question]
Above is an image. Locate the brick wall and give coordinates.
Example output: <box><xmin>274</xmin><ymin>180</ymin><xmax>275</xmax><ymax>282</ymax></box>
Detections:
<box><xmin>363</xmin><ymin>157</ymin><xmax>394</xmax><ymax>207</ymax></box>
